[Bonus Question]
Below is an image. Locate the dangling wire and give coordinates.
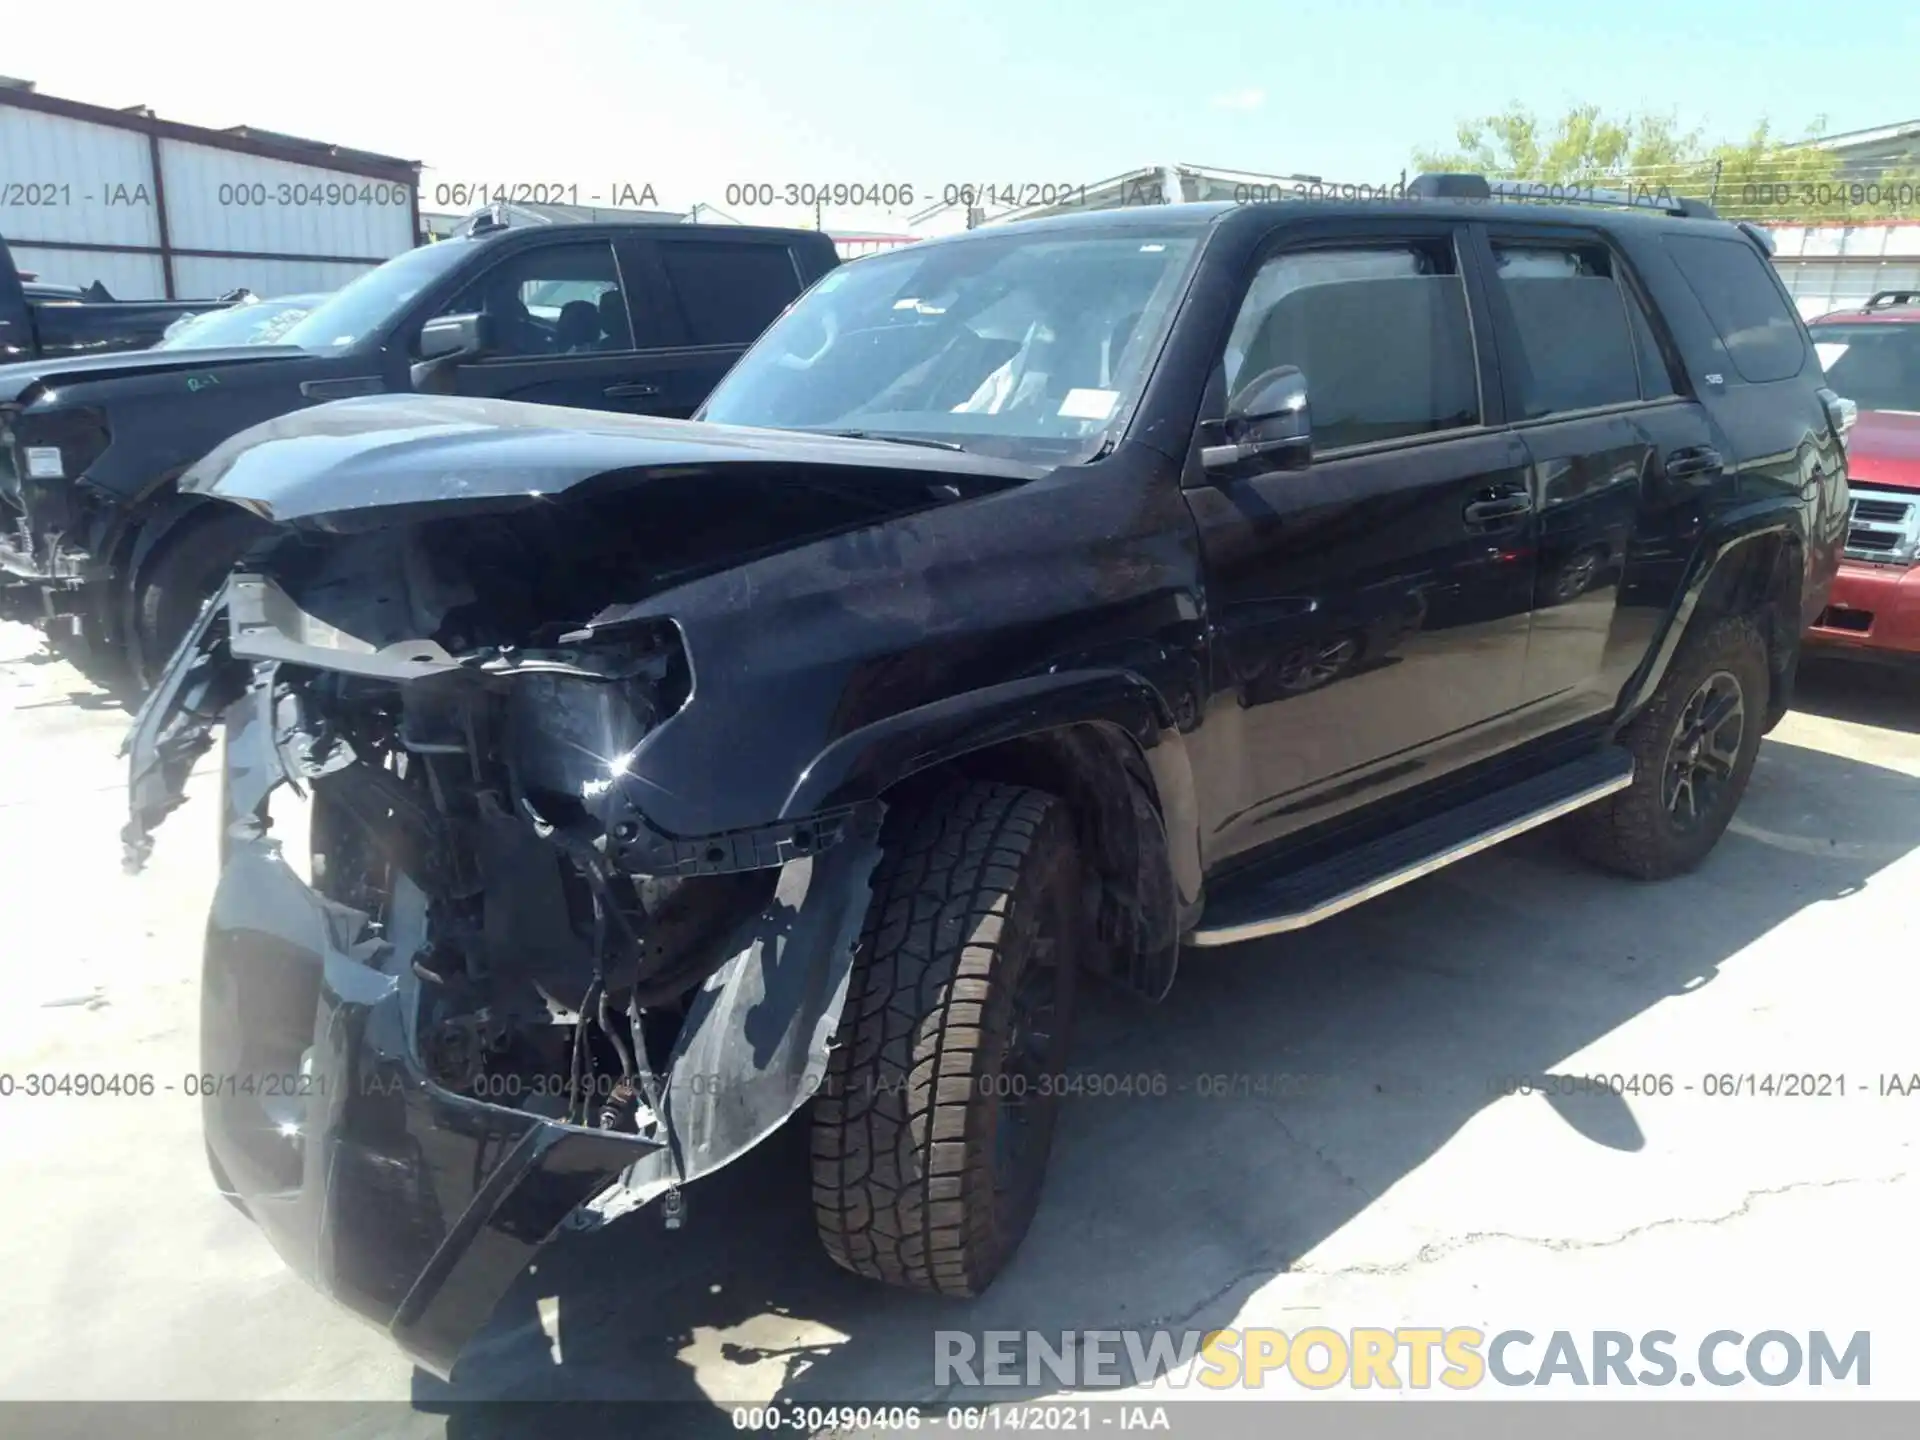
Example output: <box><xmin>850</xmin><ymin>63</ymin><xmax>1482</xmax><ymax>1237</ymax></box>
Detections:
<box><xmin>593</xmin><ymin>887</ymin><xmax>636</xmax><ymax>1085</ymax></box>
<box><xmin>568</xmin><ymin>976</ymin><xmax>603</xmax><ymax>1128</ymax></box>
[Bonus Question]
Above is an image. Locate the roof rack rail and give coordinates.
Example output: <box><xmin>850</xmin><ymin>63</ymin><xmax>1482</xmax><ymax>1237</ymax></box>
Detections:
<box><xmin>1407</xmin><ymin>173</ymin><xmax>1717</xmax><ymax>220</ymax></box>
<box><xmin>1866</xmin><ymin>289</ymin><xmax>1920</xmax><ymax>309</ymax></box>
<box><xmin>1486</xmin><ymin>179</ymin><xmax>1715</xmax><ymax>219</ymax></box>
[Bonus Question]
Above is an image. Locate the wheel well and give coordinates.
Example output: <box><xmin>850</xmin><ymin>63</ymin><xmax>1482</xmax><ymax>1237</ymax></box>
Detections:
<box><xmin>884</xmin><ymin>723</ymin><xmax>1181</xmax><ymax>1000</ymax></box>
<box><xmin>1695</xmin><ymin>531</ymin><xmax>1803</xmax><ymax>730</ymax></box>
<box><xmin>84</xmin><ymin>475</ymin><xmax>197</xmax><ymax>650</ymax></box>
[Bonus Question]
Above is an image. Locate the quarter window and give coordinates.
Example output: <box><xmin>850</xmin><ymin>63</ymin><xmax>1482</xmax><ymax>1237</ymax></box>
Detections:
<box><xmin>1491</xmin><ymin>244</ymin><xmax>1641</xmax><ymax>416</ymax></box>
<box><xmin>1223</xmin><ymin>244</ymin><xmax>1481</xmax><ymax>453</ymax></box>
<box><xmin>1665</xmin><ymin>234</ymin><xmax>1807</xmax><ymax>385</ymax></box>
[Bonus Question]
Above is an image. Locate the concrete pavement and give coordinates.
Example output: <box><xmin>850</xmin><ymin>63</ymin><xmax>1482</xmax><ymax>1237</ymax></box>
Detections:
<box><xmin>0</xmin><ymin>616</ymin><xmax>1913</xmax><ymax>1419</ymax></box>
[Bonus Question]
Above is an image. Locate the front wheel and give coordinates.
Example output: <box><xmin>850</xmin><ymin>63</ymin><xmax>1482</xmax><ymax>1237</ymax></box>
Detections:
<box><xmin>1568</xmin><ymin>614</ymin><xmax>1769</xmax><ymax>880</ymax></box>
<box><xmin>811</xmin><ymin>781</ymin><xmax>1083</xmax><ymax>1296</ymax></box>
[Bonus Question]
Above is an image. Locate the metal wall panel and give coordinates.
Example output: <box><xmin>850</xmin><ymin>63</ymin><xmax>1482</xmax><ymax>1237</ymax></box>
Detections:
<box><xmin>1764</xmin><ymin>223</ymin><xmax>1920</xmax><ymax>318</ymax></box>
<box><xmin>0</xmin><ymin>106</ymin><xmax>161</xmax><ymax>247</ymax></box>
<box><xmin>157</xmin><ymin>141</ymin><xmax>417</xmax><ymax>260</ymax></box>
<box><xmin>169</xmin><ymin>254</ymin><xmax>374</xmax><ymax>300</ymax></box>
<box><xmin>6</xmin><ymin>244</ymin><xmax>165</xmax><ymax>298</ymax></box>
<box><xmin>1782</xmin><ymin>261</ymin><xmax>1920</xmax><ymax>319</ymax></box>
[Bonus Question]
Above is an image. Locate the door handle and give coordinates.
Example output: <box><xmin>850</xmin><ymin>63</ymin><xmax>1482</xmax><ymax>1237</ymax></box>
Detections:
<box><xmin>604</xmin><ymin>382</ymin><xmax>661</xmax><ymax>400</ymax></box>
<box><xmin>1665</xmin><ymin>446</ymin><xmax>1724</xmax><ymax>479</ymax></box>
<box><xmin>1463</xmin><ymin>494</ymin><xmax>1532</xmax><ymax>526</ymax></box>
<box><xmin>300</xmin><ymin>376</ymin><xmax>384</xmax><ymax>400</ymax></box>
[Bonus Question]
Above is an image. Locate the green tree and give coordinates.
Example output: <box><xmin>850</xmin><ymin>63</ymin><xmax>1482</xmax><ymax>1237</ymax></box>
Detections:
<box><xmin>1414</xmin><ymin>104</ymin><xmax>1698</xmax><ymax>183</ymax></box>
<box><xmin>1414</xmin><ymin>104</ymin><xmax>1920</xmax><ymax>222</ymax></box>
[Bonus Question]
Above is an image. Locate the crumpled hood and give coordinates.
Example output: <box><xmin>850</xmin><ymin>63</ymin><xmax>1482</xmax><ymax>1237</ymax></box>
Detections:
<box><xmin>0</xmin><ymin>344</ymin><xmax>309</xmax><ymax>406</ymax></box>
<box><xmin>182</xmin><ymin>392</ymin><xmax>1048</xmax><ymax>528</ymax></box>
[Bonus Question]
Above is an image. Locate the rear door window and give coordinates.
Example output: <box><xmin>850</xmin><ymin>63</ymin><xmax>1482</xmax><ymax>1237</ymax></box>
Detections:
<box><xmin>659</xmin><ymin>240</ymin><xmax>804</xmax><ymax>345</ymax></box>
<box><xmin>1623</xmin><ymin>280</ymin><xmax>1678</xmax><ymax>400</ymax></box>
<box><xmin>1664</xmin><ymin>234</ymin><xmax>1808</xmax><ymax>384</ymax></box>
<box><xmin>1490</xmin><ymin>244</ymin><xmax>1642</xmax><ymax>416</ymax></box>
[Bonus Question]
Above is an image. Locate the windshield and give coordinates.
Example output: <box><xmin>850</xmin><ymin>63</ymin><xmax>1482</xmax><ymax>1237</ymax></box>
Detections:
<box><xmin>698</xmin><ymin>229</ymin><xmax>1201</xmax><ymax>461</ymax></box>
<box><xmin>1810</xmin><ymin>323</ymin><xmax>1920</xmax><ymax>414</ymax></box>
<box><xmin>278</xmin><ymin>242</ymin><xmax>475</xmax><ymax>353</ymax></box>
<box><xmin>153</xmin><ymin>297</ymin><xmax>322</xmax><ymax>350</ymax></box>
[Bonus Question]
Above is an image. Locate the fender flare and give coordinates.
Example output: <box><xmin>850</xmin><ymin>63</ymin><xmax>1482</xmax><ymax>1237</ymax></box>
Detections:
<box><xmin>1616</xmin><ymin>498</ymin><xmax>1806</xmax><ymax>730</ymax></box>
<box><xmin>781</xmin><ymin>667</ymin><xmax>1191</xmax><ymax>1001</ymax></box>
<box><xmin>781</xmin><ymin>667</ymin><xmax>1175</xmax><ymax>818</ymax></box>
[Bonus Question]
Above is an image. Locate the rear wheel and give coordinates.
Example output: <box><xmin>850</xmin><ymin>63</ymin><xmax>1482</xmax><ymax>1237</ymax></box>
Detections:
<box><xmin>1569</xmin><ymin>614</ymin><xmax>1769</xmax><ymax>879</ymax></box>
<box><xmin>811</xmin><ymin>781</ymin><xmax>1083</xmax><ymax>1296</ymax></box>
<box><xmin>130</xmin><ymin>508</ymin><xmax>265</xmax><ymax>686</ymax></box>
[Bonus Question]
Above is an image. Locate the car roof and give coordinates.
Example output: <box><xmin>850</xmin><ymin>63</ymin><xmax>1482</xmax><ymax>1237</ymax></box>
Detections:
<box><xmin>905</xmin><ymin>197</ymin><xmax>1749</xmax><ymax>251</ymax></box>
<box><xmin>471</xmin><ymin>220</ymin><xmax>833</xmax><ymax>247</ymax></box>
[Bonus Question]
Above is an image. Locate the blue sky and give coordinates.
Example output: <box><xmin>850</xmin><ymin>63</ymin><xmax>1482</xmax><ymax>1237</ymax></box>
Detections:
<box><xmin>12</xmin><ymin>0</ymin><xmax>1917</xmax><ymax>231</ymax></box>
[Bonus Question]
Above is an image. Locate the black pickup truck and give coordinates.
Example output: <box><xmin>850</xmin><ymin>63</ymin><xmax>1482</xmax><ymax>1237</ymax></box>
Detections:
<box><xmin>0</xmin><ymin>233</ymin><xmax>238</xmax><ymax>363</ymax></box>
<box><xmin>1</xmin><ymin>216</ymin><xmax>838</xmax><ymax>678</ymax></box>
<box><xmin>126</xmin><ymin>175</ymin><xmax>1845</xmax><ymax>1375</ymax></box>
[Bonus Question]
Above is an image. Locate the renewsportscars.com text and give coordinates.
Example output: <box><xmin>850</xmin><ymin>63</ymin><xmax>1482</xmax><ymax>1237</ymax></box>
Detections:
<box><xmin>934</xmin><ymin>1327</ymin><xmax>1870</xmax><ymax>1390</ymax></box>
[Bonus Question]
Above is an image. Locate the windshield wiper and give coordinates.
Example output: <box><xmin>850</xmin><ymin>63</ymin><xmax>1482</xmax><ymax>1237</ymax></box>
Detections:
<box><xmin>820</xmin><ymin>428</ymin><xmax>966</xmax><ymax>452</ymax></box>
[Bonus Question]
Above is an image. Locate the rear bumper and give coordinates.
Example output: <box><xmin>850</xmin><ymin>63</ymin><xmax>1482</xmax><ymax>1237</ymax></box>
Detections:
<box><xmin>1806</xmin><ymin>559</ymin><xmax>1920</xmax><ymax>656</ymax></box>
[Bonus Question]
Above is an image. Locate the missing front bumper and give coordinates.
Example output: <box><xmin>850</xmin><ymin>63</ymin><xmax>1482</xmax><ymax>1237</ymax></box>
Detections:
<box><xmin>145</xmin><ymin>598</ymin><xmax>883</xmax><ymax>1375</ymax></box>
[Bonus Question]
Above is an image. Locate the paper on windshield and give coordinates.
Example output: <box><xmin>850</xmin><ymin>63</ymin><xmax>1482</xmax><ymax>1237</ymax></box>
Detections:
<box><xmin>1059</xmin><ymin>388</ymin><xmax>1119</xmax><ymax>421</ymax></box>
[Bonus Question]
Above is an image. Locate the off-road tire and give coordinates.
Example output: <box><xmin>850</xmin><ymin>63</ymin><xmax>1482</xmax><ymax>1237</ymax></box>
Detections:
<box><xmin>1569</xmin><ymin>614</ymin><xmax>1769</xmax><ymax>880</ymax></box>
<box><xmin>131</xmin><ymin>508</ymin><xmax>265</xmax><ymax>687</ymax></box>
<box><xmin>811</xmin><ymin>782</ymin><xmax>1082</xmax><ymax>1296</ymax></box>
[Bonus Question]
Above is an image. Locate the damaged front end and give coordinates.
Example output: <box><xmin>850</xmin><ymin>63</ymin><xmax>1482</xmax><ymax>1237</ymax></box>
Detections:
<box><xmin>124</xmin><ymin>531</ymin><xmax>883</xmax><ymax>1376</ymax></box>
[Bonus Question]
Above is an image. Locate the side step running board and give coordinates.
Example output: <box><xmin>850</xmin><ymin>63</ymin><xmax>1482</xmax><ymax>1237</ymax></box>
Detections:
<box><xmin>1187</xmin><ymin>748</ymin><xmax>1635</xmax><ymax>948</ymax></box>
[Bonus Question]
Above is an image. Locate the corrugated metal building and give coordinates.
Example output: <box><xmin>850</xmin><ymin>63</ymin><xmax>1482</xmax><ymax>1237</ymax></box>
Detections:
<box><xmin>906</xmin><ymin>164</ymin><xmax>1344</xmax><ymax>236</ymax></box>
<box><xmin>1765</xmin><ymin>222</ymin><xmax>1920</xmax><ymax>319</ymax></box>
<box><xmin>1801</xmin><ymin>118</ymin><xmax>1920</xmax><ymax>181</ymax></box>
<box><xmin>419</xmin><ymin>202</ymin><xmax>690</xmax><ymax>240</ymax></box>
<box><xmin>0</xmin><ymin>79</ymin><xmax>421</xmax><ymax>299</ymax></box>
<box><xmin>828</xmin><ymin>231</ymin><xmax>921</xmax><ymax>259</ymax></box>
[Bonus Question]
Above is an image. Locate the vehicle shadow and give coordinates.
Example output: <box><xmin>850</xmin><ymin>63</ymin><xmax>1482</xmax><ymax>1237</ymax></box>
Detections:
<box><xmin>0</xmin><ymin>591</ymin><xmax>140</xmax><ymax>708</ymax></box>
<box><xmin>406</xmin><ymin>725</ymin><xmax>1920</xmax><ymax>1438</ymax></box>
<box><xmin>1792</xmin><ymin>653</ymin><xmax>1919</xmax><ymax>734</ymax></box>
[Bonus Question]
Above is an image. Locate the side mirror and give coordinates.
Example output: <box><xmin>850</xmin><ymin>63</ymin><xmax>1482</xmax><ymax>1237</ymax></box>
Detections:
<box><xmin>410</xmin><ymin>312</ymin><xmax>495</xmax><ymax>393</ymax></box>
<box><xmin>416</xmin><ymin>311</ymin><xmax>494</xmax><ymax>362</ymax></box>
<box><xmin>1200</xmin><ymin>364</ymin><xmax>1312</xmax><ymax>477</ymax></box>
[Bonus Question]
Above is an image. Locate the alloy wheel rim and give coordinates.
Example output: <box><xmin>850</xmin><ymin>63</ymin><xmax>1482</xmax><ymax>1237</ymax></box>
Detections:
<box><xmin>993</xmin><ymin>931</ymin><xmax>1060</xmax><ymax>1201</ymax></box>
<box><xmin>1662</xmin><ymin>670</ymin><xmax>1745</xmax><ymax>830</ymax></box>
<box><xmin>1280</xmin><ymin>635</ymin><xmax>1359</xmax><ymax>692</ymax></box>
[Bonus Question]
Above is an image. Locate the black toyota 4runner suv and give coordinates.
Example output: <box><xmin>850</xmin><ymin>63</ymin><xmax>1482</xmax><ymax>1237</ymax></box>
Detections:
<box><xmin>125</xmin><ymin>175</ymin><xmax>1846</xmax><ymax>1374</ymax></box>
<box><xmin>1</xmin><ymin>215</ymin><xmax>836</xmax><ymax>680</ymax></box>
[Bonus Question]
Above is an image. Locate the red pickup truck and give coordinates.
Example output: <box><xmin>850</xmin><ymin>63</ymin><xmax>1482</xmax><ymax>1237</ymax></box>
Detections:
<box><xmin>1805</xmin><ymin>290</ymin><xmax>1920</xmax><ymax>658</ymax></box>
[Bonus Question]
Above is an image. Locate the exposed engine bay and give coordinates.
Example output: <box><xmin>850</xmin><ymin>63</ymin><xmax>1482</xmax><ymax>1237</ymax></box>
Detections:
<box><xmin>287</xmin><ymin>628</ymin><xmax>770</xmax><ymax>1136</ymax></box>
<box><xmin>127</xmin><ymin>491</ymin><xmax>903</xmax><ymax>1156</ymax></box>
